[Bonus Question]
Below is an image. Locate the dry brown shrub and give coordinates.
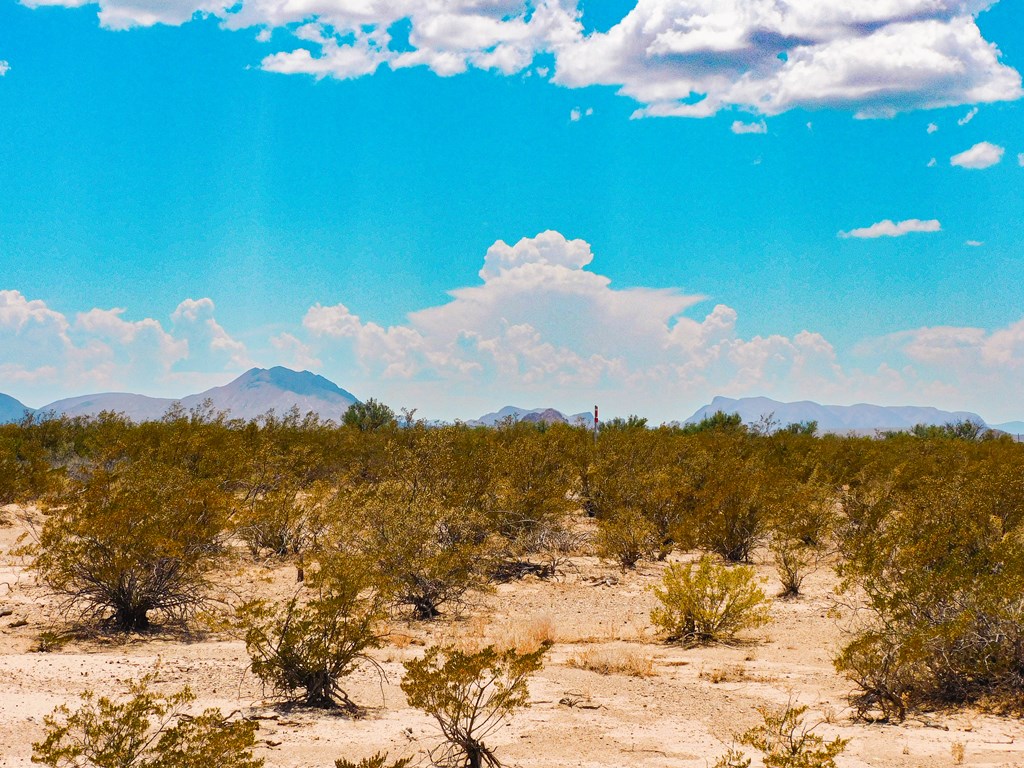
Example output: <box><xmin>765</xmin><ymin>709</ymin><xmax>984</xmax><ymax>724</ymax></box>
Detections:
<box><xmin>567</xmin><ymin>645</ymin><xmax>655</xmax><ymax>678</ymax></box>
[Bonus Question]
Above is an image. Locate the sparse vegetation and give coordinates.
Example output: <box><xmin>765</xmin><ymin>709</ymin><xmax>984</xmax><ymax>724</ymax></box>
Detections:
<box><xmin>651</xmin><ymin>555</ymin><xmax>771</xmax><ymax>644</ymax></box>
<box><xmin>401</xmin><ymin>644</ymin><xmax>548</xmax><ymax>768</ymax></box>
<box><xmin>31</xmin><ymin>676</ymin><xmax>261</xmax><ymax>768</ymax></box>
<box><xmin>239</xmin><ymin>558</ymin><xmax>387</xmax><ymax>710</ymax></box>
<box><xmin>713</xmin><ymin>702</ymin><xmax>847</xmax><ymax>768</ymax></box>
<box><xmin>32</xmin><ymin>455</ymin><xmax>228</xmax><ymax>632</ymax></box>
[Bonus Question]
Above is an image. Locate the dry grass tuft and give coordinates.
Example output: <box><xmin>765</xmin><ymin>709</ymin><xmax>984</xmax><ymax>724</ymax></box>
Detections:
<box><xmin>567</xmin><ymin>645</ymin><xmax>655</xmax><ymax>678</ymax></box>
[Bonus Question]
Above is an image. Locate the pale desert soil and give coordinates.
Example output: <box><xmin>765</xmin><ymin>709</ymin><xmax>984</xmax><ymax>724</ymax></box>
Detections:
<box><xmin>1</xmin><ymin>504</ymin><xmax>1022</xmax><ymax>768</ymax></box>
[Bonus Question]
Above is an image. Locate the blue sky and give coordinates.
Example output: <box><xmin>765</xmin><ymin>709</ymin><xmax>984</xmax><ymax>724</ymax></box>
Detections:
<box><xmin>1</xmin><ymin>0</ymin><xmax>1023</xmax><ymax>422</ymax></box>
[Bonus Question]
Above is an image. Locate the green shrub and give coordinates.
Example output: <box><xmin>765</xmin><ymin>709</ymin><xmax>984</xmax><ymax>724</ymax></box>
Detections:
<box><xmin>32</xmin><ymin>457</ymin><xmax>228</xmax><ymax>632</ymax></box>
<box><xmin>835</xmin><ymin>473</ymin><xmax>1024</xmax><ymax>719</ymax></box>
<box><xmin>651</xmin><ymin>555</ymin><xmax>770</xmax><ymax>644</ymax></box>
<box><xmin>31</xmin><ymin>676</ymin><xmax>261</xmax><ymax>768</ymax></box>
<box><xmin>714</xmin><ymin>702</ymin><xmax>847</xmax><ymax>768</ymax></box>
<box><xmin>596</xmin><ymin>507</ymin><xmax>659</xmax><ymax>569</ymax></box>
<box><xmin>239</xmin><ymin>559</ymin><xmax>387</xmax><ymax>710</ymax></box>
<box><xmin>401</xmin><ymin>644</ymin><xmax>548</xmax><ymax>768</ymax></box>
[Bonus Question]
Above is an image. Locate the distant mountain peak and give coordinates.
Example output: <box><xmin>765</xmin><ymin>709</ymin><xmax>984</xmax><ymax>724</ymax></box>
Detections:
<box><xmin>29</xmin><ymin>367</ymin><xmax>360</xmax><ymax>423</ymax></box>
<box><xmin>234</xmin><ymin>367</ymin><xmax>357</xmax><ymax>400</ymax></box>
<box><xmin>687</xmin><ymin>395</ymin><xmax>988</xmax><ymax>433</ymax></box>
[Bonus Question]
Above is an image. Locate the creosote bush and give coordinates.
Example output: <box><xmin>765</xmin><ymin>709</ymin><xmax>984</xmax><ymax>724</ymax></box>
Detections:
<box><xmin>402</xmin><ymin>643</ymin><xmax>548</xmax><ymax>768</ymax></box>
<box><xmin>31</xmin><ymin>675</ymin><xmax>261</xmax><ymax>768</ymax></box>
<box><xmin>836</xmin><ymin>470</ymin><xmax>1024</xmax><ymax>719</ymax></box>
<box><xmin>32</xmin><ymin>456</ymin><xmax>228</xmax><ymax>632</ymax></box>
<box><xmin>651</xmin><ymin>555</ymin><xmax>770</xmax><ymax>644</ymax></box>
<box><xmin>239</xmin><ymin>558</ymin><xmax>387</xmax><ymax>710</ymax></box>
<box><xmin>713</xmin><ymin>702</ymin><xmax>847</xmax><ymax>768</ymax></box>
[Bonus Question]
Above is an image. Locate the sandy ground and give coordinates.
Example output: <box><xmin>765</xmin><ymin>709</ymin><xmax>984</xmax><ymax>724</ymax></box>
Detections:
<box><xmin>2</xmin><ymin>504</ymin><xmax>1023</xmax><ymax>768</ymax></box>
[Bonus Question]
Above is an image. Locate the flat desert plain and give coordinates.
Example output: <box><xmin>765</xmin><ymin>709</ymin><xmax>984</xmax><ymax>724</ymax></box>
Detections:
<box><xmin>2</xmin><ymin>504</ymin><xmax>1022</xmax><ymax>768</ymax></box>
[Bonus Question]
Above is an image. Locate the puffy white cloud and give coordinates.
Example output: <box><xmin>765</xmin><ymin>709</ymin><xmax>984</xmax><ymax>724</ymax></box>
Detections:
<box><xmin>18</xmin><ymin>1</ymin><xmax>1023</xmax><ymax>119</ymax></box>
<box><xmin>0</xmin><ymin>61</ymin><xmax>9</xmax><ymax>76</ymax></box>
<box><xmin>731</xmin><ymin>119</ymin><xmax>767</xmax><ymax>134</ymax></box>
<box><xmin>270</xmin><ymin>332</ymin><xmax>322</xmax><ymax>370</ymax></box>
<box><xmin>554</xmin><ymin>2</ymin><xmax>1022</xmax><ymax>119</ymax></box>
<box><xmin>0</xmin><ymin>291</ymin><xmax>254</xmax><ymax>404</ymax></box>
<box><xmin>927</xmin><ymin>157</ymin><xmax>938</xmax><ymax>167</ymax></box>
<box><xmin>950</xmin><ymin>140</ymin><xmax>1005</xmax><ymax>168</ymax></box>
<box><xmin>957</xmin><ymin>106</ymin><xmax>978</xmax><ymax>125</ymax></box>
<box><xmin>927</xmin><ymin>122</ymin><xmax>939</xmax><ymax>133</ymax></box>
<box><xmin>838</xmin><ymin>218</ymin><xmax>941</xmax><ymax>239</ymax></box>
<box><xmin>171</xmin><ymin>297</ymin><xmax>249</xmax><ymax>368</ymax></box>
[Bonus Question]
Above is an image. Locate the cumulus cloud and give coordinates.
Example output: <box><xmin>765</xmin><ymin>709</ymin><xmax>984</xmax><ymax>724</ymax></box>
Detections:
<box><xmin>927</xmin><ymin>122</ymin><xmax>939</xmax><ymax>133</ymax></box>
<box><xmin>270</xmin><ymin>332</ymin><xmax>321</xmax><ymax>370</ymax></box>
<box><xmin>171</xmin><ymin>297</ymin><xmax>250</xmax><ymax>368</ymax></box>
<box><xmin>731</xmin><ymin>119</ymin><xmax>767</xmax><ymax>135</ymax></box>
<box><xmin>554</xmin><ymin>1</ymin><xmax>1022</xmax><ymax>119</ymax></box>
<box><xmin>839</xmin><ymin>219</ymin><xmax>942</xmax><ymax>239</ymax></box>
<box><xmin>17</xmin><ymin>1</ymin><xmax>1023</xmax><ymax>120</ymax></box>
<box><xmin>950</xmin><ymin>140</ymin><xmax>1005</xmax><ymax>168</ymax></box>
<box><xmin>0</xmin><ymin>61</ymin><xmax>9</xmax><ymax>76</ymax></box>
<box><xmin>957</xmin><ymin>106</ymin><xmax>979</xmax><ymax>125</ymax></box>
<box><xmin>0</xmin><ymin>291</ymin><xmax>252</xmax><ymax>404</ymax></box>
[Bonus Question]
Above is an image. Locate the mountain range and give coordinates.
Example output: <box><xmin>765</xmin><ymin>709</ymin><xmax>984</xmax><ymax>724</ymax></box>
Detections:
<box><xmin>1</xmin><ymin>367</ymin><xmax>358</xmax><ymax>424</ymax></box>
<box><xmin>0</xmin><ymin>371</ymin><xmax>1018</xmax><ymax>432</ymax></box>
<box><xmin>468</xmin><ymin>405</ymin><xmax>592</xmax><ymax>427</ymax></box>
<box><xmin>685</xmin><ymin>396</ymin><xmax>988</xmax><ymax>433</ymax></box>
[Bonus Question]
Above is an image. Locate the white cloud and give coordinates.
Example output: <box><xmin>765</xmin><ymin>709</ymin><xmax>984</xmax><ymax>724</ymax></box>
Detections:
<box><xmin>554</xmin><ymin>2</ymin><xmax>1022</xmax><ymax>119</ymax></box>
<box><xmin>927</xmin><ymin>122</ymin><xmax>939</xmax><ymax>133</ymax></box>
<box><xmin>731</xmin><ymin>119</ymin><xmax>767</xmax><ymax>135</ymax></box>
<box><xmin>6</xmin><ymin>233</ymin><xmax>1024</xmax><ymax>421</ymax></box>
<box><xmin>0</xmin><ymin>291</ymin><xmax>260</xmax><ymax>404</ymax></box>
<box><xmin>270</xmin><ymin>332</ymin><xmax>321</xmax><ymax>370</ymax></box>
<box><xmin>927</xmin><ymin>157</ymin><xmax>937</xmax><ymax>167</ymax></box>
<box><xmin>950</xmin><ymin>140</ymin><xmax>1005</xmax><ymax>168</ymax></box>
<box><xmin>0</xmin><ymin>61</ymin><xmax>9</xmax><ymax>76</ymax></box>
<box><xmin>570</xmin><ymin>107</ymin><xmax>581</xmax><ymax>121</ymax></box>
<box><xmin>838</xmin><ymin>218</ymin><xmax>942</xmax><ymax>239</ymax></box>
<box><xmin>171</xmin><ymin>297</ymin><xmax>249</xmax><ymax>368</ymax></box>
<box><xmin>965</xmin><ymin>240</ymin><xmax>984</xmax><ymax>247</ymax></box>
<box><xmin>1018</xmin><ymin>152</ymin><xmax>1024</xmax><ymax>167</ymax></box>
<box><xmin>957</xmin><ymin>106</ymin><xmax>978</xmax><ymax>125</ymax></box>
<box><xmin>17</xmin><ymin>1</ymin><xmax>1023</xmax><ymax>120</ymax></box>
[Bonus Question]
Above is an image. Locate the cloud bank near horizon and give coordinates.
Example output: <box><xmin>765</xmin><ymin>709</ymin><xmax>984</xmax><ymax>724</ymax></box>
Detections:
<box><xmin>3</xmin><ymin>232</ymin><xmax>1024</xmax><ymax>421</ymax></box>
<box><xmin>11</xmin><ymin>1</ymin><xmax>1023</xmax><ymax>120</ymax></box>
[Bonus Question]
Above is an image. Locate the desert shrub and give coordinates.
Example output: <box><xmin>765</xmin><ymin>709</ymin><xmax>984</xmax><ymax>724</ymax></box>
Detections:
<box><xmin>402</xmin><ymin>644</ymin><xmax>548</xmax><ymax>768</ymax></box>
<box><xmin>239</xmin><ymin>558</ymin><xmax>387</xmax><ymax>710</ymax></box>
<box><xmin>0</xmin><ymin>417</ymin><xmax>61</xmax><ymax>504</ymax></box>
<box><xmin>342</xmin><ymin>399</ymin><xmax>397</xmax><ymax>431</ymax></box>
<box><xmin>835</xmin><ymin>472</ymin><xmax>1024</xmax><ymax>718</ymax></box>
<box><xmin>713</xmin><ymin>702</ymin><xmax>847</xmax><ymax>768</ymax></box>
<box><xmin>484</xmin><ymin>423</ymin><xmax>577</xmax><ymax>544</ymax></box>
<box><xmin>688</xmin><ymin>434</ymin><xmax>769</xmax><ymax>562</ymax></box>
<box><xmin>335</xmin><ymin>754</ymin><xmax>412</xmax><ymax>768</ymax></box>
<box><xmin>336</xmin><ymin>459</ymin><xmax>496</xmax><ymax>619</ymax></box>
<box><xmin>770</xmin><ymin>536</ymin><xmax>822</xmax><ymax>598</ymax></box>
<box><xmin>32</xmin><ymin>676</ymin><xmax>261</xmax><ymax>768</ymax></box>
<box><xmin>596</xmin><ymin>507</ymin><xmax>659</xmax><ymax>569</ymax></box>
<box><xmin>651</xmin><ymin>555</ymin><xmax>770</xmax><ymax>644</ymax></box>
<box><xmin>32</xmin><ymin>456</ymin><xmax>228</xmax><ymax>632</ymax></box>
<box><xmin>234</xmin><ymin>437</ymin><xmax>331</xmax><ymax>560</ymax></box>
<box><xmin>588</xmin><ymin>428</ymin><xmax>694</xmax><ymax>558</ymax></box>
<box><xmin>567</xmin><ymin>646</ymin><xmax>654</xmax><ymax>677</ymax></box>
